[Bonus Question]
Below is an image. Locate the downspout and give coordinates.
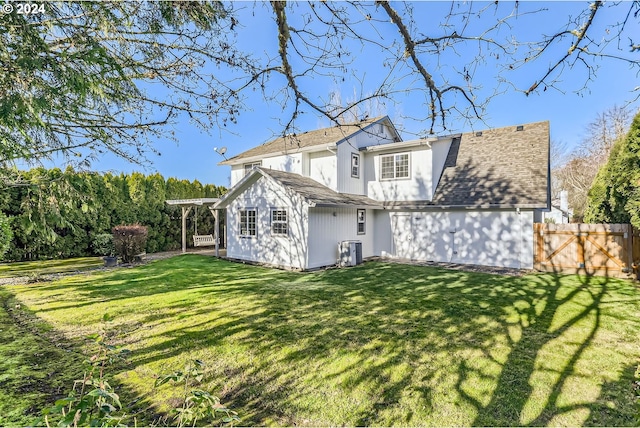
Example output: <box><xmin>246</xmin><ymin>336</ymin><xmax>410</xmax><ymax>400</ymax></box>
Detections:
<box><xmin>517</xmin><ymin>207</ymin><xmax>522</xmax><ymax>269</ymax></box>
<box><xmin>326</xmin><ymin>145</ymin><xmax>336</xmax><ymax>155</ymax></box>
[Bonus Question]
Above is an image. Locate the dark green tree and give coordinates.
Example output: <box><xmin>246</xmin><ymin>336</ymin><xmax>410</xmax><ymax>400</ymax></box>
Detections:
<box><xmin>0</xmin><ymin>211</ymin><xmax>12</xmax><ymax>259</ymax></box>
<box><xmin>584</xmin><ymin>112</ymin><xmax>640</xmax><ymax>226</ymax></box>
<box><xmin>2</xmin><ymin>1</ymin><xmax>639</xmax><ymax>168</ymax></box>
<box><xmin>1</xmin><ymin>1</ymin><xmax>249</xmax><ymax>168</ymax></box>
<box><xmin>0</xmin><ymin>168</ymin><xmax>225</xmax><ymax>260</ymax></box>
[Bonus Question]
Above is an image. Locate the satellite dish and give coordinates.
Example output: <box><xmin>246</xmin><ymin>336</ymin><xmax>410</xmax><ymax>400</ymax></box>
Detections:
<box><xmin>219</xmin><ymin>147</ymin><xmax>227</xmax><ymax>155</ymax></box>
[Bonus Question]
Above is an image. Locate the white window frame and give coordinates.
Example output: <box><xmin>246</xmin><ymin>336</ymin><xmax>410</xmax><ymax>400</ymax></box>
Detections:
<box><xmin>243</xmin><ymin>161</ymin><xmax>262</xmax><ymax>177</ymax></box>
<box><xmin>351</xmin><ymin>153</ymin><xmax>360</xmax><ymax>178</ymax></box>
<box><xmin>357</xmin><ymin>209</ymin><xmax>366</xmax><ymax>235</ymax></box>
<box><xmin>380</xmin><ymin>152</ymin><xmax>410</xmax><ymax>180</ymax></box>
<box><xmin>239</xmin><ymin>208</ymin><xmax>257</xmax><ymax>237</ymax></box>
<box><xmin>271</xmin><ymin>208</ymin><xmax>288</xmax><ymax>236</ymax></box>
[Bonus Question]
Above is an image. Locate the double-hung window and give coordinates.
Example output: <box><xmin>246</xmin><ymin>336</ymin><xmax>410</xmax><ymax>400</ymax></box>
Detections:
<box><xmin>243</xmin><ymin>162</ymin><xmax>262</xmax><ymax>176</ymax></box>
<box><xmin>239</xmin><ymin>208</ymin><xmax>257</xmax><ymax>237</ymax></box>
<box><xmin>380</xmin><ymin>153</ymin><xmax>410</xmax><ymax>180</ymax></box>
<box><xmin>357</xmin><ymin>209</ymin><xmax>366</xmax><ymax>234</ymax></box>
<box><xmin>271</xmin><ymin>208</ymin><xmax>288</xmax><ymax>236</ymax></box>
<box><xmin>351</xmin><ymin>153</ymin><xmax>360</xmax><ymax>178</ymax></box>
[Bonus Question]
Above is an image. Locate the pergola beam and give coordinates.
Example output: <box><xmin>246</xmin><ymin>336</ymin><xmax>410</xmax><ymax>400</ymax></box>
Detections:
<box><xmin>166</xmin><ymin>198</ymin><xmax>220</xmax><ymax>254</ymax></box>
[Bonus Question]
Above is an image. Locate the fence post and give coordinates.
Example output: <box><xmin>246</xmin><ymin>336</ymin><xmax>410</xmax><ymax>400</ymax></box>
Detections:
<box><xmin>534</xmin><ymin>223</ymin><xmax>543</xmax><ymax>267</ymax></box>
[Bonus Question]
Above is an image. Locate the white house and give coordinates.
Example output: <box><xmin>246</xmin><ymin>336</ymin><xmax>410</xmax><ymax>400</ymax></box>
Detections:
<box><xmin>540</xmin><ymin>190</ymin><xmax>573</xmax><ymax>224</ymax></box>
<box><xmin>215</xmin><ymin>116</ymin><xmax>550</xmax><ymax>270</ymax></box>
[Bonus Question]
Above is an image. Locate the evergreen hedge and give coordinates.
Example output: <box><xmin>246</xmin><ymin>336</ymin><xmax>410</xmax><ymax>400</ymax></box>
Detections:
<box><xmin>585</xmin><ymin>112</ymin><xmax>640</xmax><ymax>227</ymax></box>
<box><xmin>0</xmin><ymin>168</ymin><xmax>226</xmax><ymax>261</ymax></box>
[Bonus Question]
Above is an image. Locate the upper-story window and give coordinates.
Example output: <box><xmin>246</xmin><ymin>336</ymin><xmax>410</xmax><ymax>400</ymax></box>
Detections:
<box><xmin>351</xmin><ymin>153</ymin><xmax>360</xmax><ymax>178</ymax></box>
<box><xmin>243</xmin><ymin>162</ymin><xmax>262</xmax><ymax>176</ymax></box>
<box><xmin>380</xmin><ymin>153</ymin><xmax>409</xmax><ymax>180</ymax></box>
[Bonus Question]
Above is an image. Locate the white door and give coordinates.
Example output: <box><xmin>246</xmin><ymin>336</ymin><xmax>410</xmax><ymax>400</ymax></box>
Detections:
<box><xmin>391</xmin><ymin>214</ymin><xmax>413</xmax><ymax>259</ymax></box>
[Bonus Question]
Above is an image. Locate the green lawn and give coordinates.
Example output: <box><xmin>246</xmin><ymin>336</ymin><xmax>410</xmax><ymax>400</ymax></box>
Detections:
<box><xmin>1</xmin><ymin>255</ymin><xmax>639</xmax><ymax>426</ymax></box>
<box><xmin>0</xmin><ymin>257</ymin><xmax>103</xmax><ymax>278</ymax></box>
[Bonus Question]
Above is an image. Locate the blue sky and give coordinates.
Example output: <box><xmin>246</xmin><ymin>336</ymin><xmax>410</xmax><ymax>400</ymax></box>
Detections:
<box><xmin>80</xmin><ymin>1</ymin><xmax>639</xmax><ymax>188</ymax></box>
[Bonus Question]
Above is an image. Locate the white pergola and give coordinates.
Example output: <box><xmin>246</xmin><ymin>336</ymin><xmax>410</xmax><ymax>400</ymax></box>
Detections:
<box><xmin>165</xmin><ymin>198</ymin><xmax>221</xmax><ymax>256</ymax></box>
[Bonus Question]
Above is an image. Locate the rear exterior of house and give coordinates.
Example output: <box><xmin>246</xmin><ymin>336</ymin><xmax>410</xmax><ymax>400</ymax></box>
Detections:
<box><xmin>215</xmin><ymin>116</ymin><xmax>550</xmax><ymax>270</ymax></box>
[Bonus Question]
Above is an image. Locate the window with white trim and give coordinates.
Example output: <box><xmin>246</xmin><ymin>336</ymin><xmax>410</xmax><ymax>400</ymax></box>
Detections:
<box><xmin>243</xmin><ymin>162</ymin><xmax>262</xmax><ymax>176</ymax></box>
<box><xmin>380</xmin><ymin>153</ymin><xmax>409</xmax><ymax>180</ymax></box>
<box><xmin>351</xmin><ymin>153</ymin><xmax>360</xmax><ymax>178</ymax></box>
<box><xmin>271</xmin><ymin>208</ymin><xmax>288</xmax><ymax>235</ymax></box>
<box><xmin>357</xmin><ymin>209</ymin><xmax>366</xmax><ymax>234</ymax></box>
<box><xmin>239</xmin><ymin>209</ymin><xmax>257</xmax><ymax>237</ymax></box>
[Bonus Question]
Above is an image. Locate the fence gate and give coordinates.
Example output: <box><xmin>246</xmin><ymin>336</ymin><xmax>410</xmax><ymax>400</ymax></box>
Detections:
<box><xmin>533</xmin><ymin>223</ymin><xmax>638</xmax><ymax>278</ymax></box>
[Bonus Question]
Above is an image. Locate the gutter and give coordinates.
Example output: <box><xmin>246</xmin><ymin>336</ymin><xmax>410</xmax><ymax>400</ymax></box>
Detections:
<box><xmin>219</xmin><ymin>144</ymin><xmax>338</xmax><ymax>166</ymax></box>
<box><xmin>382</xmin><ymin>201</ymin><xmax>548</xmax><ymax>210</ymax></box>
<box><xmin>363</xmin><ymin>138</ymin><xmax>434</xmax><ymax>153</ymax></box>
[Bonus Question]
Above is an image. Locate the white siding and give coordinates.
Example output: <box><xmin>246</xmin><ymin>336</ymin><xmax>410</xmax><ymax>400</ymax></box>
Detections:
<box><xmin>226</xmin><ymin>177</ymin><xmax>309</xmax><ymax>270</ymax></box>
<box><xmin>335</xmin><ymin>122</ymin><xmax>397</xmax><ymax>194</ymax></box>
<box><xmin>336</xmin><ymin>143</ymin><xmax>364</xmax><ymax>194</ymax></box>
<box><xmin>307</xmin><ymin>207</ymin><xmax>375</xmax><ymax>269</ymax></box>
<box><xmin>308</xmin><ymin>151</ymin><xmax>337</xmax><ymax>190</ymax></box>
<box><xmin>229</xmin><ymin>154</ymin><xmax>303</xmax><ymax>187</ymax></box>
<box><xmin>367</xmin><ymin>146</ymin><xmax>433</xmax><ymax>201</ymax></box>
<box><xmin>262</xmin><ymin>153</ymin><xmax>303</xmax><ymax>174</ymax></box>
<box><xmin>230</xmin><ymin>165</ymin><xmax>244</xmax><ymax>187</ymax></box>
<box><xmin>386</xmin><ymin>210</ymin><xmax>534</xmax><ymax>269</ymax></box>
<box><xmin>373</xmin><ymin>210</ymin><xmax>393</xmax><ymax>257</ymax></box>
<box><xmin>431</xmin><ymin>139</ymin><xmax>452</xmax><ymax>192</ymax></box>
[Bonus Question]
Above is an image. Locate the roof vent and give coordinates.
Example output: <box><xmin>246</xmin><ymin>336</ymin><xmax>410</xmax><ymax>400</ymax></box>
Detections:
<box><xmin>475</xmin><ymin>131</ymin><xmax>483</xmax><ymax>137</ymax></box>
<box><xmin>516</xmin><ymin>125</ymin><xmax>524</xmax><ymax>131</ymax></box>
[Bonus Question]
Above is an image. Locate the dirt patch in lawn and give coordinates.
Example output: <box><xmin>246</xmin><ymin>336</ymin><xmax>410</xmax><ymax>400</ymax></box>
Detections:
<box><xmin>369</xmin><ymin>256</ymin><xmax>532</xmax><ymax>276</ymax></box>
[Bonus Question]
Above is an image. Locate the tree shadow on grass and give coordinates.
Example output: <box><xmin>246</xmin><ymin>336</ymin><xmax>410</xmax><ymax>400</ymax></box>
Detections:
<box><xmin>8</xmin><ymin>257</ymin><xmax>640</xmax><ymax>426</ymax></box>
<box><xmin>119</xmin><ymin>260</ymin><xmax>640</xmax><ymax>425</ymax></box>
<box><xmin>455</xmin><ymin>270</ymin><xmax>639</xmax><ymax>427</ymax></box>
<box><xmin>0</xmin><ymin>287</ymin><xmax>164</xmax><ymax>426</ymax></box>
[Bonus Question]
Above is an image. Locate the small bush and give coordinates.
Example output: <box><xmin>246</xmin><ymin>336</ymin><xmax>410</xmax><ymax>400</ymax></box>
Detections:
<box><xmin>0</xmin><ymin>212</ymin><xmax>12</xmax><ymax>260</ymax></box>
<box><xmin>92</xmin><ymin>233</ymin><xmax>114</xmax><ymax>256</ymax></box>
<box><xmin>112</xmin><ymin>224</ymin><xmax>148</xmax><ymax>263</ymax></box>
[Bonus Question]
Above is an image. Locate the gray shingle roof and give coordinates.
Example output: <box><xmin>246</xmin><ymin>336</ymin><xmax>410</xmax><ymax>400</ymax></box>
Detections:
<box><xmin>395</xmin><ymin>121</ymin><xmax>550</xmax><ymax>208</ymax></box>
<box><xmin>260</xmin><ymin>169</ymin><xmax>383</xmax><ymax>208</ymax></box>
<box><xmin>220</xmin><ymin>116</ymin><xmax>392</xmax><ymax>164</ymax></box>
<box><xmin>217</xmin><ymin>120</ymin><xmax>550</xmax><ymax>211</ymax></box>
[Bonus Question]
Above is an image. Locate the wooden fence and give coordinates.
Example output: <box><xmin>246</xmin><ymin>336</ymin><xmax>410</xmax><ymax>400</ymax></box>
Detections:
<box><xmin>533</xmin><ymin>223</ymin><xmax>640</xmax><ymax>278</ymax></box>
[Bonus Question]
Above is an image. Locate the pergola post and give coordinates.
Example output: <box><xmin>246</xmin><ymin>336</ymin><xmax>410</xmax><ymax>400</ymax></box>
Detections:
<box><xmin>210</xmin><ymin>207</ymin><xmax>219</xmax><ymax>258</ymax></box>
<box><xmin>167</xmin><ymin>199</ymin><xmax>219</xmax><ymax>254</ymax></box>
<box><xmin>181</xmin><ymin>206</ymin><xmax>193</xmax><ymax>253</ymax></box>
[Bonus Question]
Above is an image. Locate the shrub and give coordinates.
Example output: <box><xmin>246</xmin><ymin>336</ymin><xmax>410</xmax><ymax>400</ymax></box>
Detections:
<box><xmin>112</xmin><ymin>224</ymin><xmax>148</xmax><ymax>263</ymax></box>
<box><xmin>0</xmin><ymin>212</ymin><xmax>12</xmax><ymax>260</ymax></box>
<box><xmin>92</xmin><ymin>233</ymin><xmax>114</xmax><ymax>257</ymax></box>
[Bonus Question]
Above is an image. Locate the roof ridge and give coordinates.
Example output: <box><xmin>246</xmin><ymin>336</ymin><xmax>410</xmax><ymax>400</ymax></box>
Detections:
<box><xmin>220</xmin><ymin>116</ymin><xmax>391</xmax><ymax>165</ymax></box>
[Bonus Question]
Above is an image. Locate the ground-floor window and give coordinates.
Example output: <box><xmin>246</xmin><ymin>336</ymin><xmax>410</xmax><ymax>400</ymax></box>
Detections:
<box><xmin>357</xmin><ymin>209</ymin><xmax>366</xmax><ymax>234</ymax></box>
<box><xmin>271</xmin><ymin>208</ymin><xmax>288</xmax><ymax>235</ymax></box>
<box><xmin>239</xmin><ymin>208</ymin><xmax>257</xmax><ymax>237</ymax></box>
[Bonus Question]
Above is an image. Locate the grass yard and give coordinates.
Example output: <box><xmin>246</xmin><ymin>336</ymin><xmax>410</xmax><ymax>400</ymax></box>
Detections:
<box><xmin>1</xmin><ymin>255</ymin><xmax>639</xmax><ymax>426</ymax></box>
<box><xmin>0</xmin><ymin>257</ymin><xmax>103</xmax><ymax>278</ymax></box>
